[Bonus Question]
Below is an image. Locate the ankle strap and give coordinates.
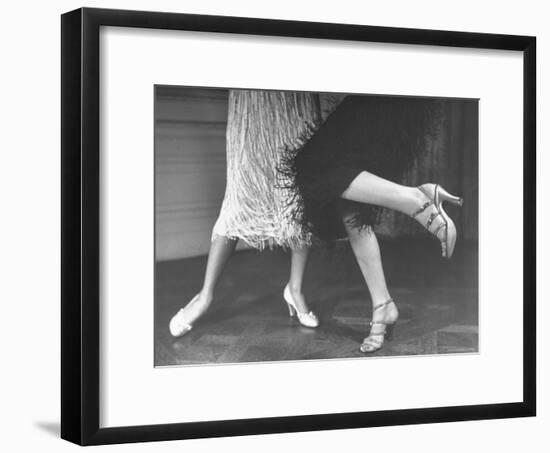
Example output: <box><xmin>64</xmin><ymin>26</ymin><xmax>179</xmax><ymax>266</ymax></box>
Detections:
<box><xmin>411</xmin><ymin>201</ymin><xmax>433</xmax><ymax>219</ymax></box>
<box><xmin>373</xmin><ymin>298</ymin><xmax>394</xmax><ymax>311</ymax></box>
<box><xmin>417</xmin><ymin>185</ymin><xmax>432</xmax><ymax>198</ymax></box>
<box><xmin>411</xmin><ymin>186</ymin><xmax>435</xmax><ymax>218</ymax></box>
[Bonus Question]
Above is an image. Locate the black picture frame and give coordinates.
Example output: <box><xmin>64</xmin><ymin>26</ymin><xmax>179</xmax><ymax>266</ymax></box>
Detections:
<box><xmin>61</xmin><ymin>7</ymin><xmax>536</xmax><ymax>446</ymax></box>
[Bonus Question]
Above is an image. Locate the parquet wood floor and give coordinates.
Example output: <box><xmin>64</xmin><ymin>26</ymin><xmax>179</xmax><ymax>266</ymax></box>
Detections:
<box><xmin>155</xmin><ymin>239</ymin><xmax>478</xmax><ymax>366</ymax></box>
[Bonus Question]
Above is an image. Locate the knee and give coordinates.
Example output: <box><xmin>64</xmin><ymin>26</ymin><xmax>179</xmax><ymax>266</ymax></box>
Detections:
<box><xmin>345</xmin><ymin>222</ymin><xmax>375</xmax><ymax>241</ymax></box>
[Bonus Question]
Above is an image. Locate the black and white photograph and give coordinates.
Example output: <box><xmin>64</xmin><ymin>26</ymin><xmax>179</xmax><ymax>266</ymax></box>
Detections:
<box><xmin>55</xmin><ymin>5</ymin><xmax>537</xmax><ymax>447</ymax></box>
<box><xmin>154</xmin><ymin>87</ymin><xmax>479</xmax><ymax>366</ymax></box>
<box><xmin>1</xmin><ymin>0</ymin><xmax>545</xmax><ymax>449</ymax></box>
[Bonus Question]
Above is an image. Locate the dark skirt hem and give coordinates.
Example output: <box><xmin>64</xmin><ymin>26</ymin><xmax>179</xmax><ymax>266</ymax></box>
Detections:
<box><xmin>277</xmin><ymin>94</ymin><xmax>442</xmax><ymax>243</ymax></box>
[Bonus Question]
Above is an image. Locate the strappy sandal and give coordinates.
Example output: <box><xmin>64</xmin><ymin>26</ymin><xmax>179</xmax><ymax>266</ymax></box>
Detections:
<box><xmin>411</xmin><ymin>184</ymin><xmax>463</xmax><ymax>259</ymax></box>
<box><xmin>360</xmin><ymin>298</ymin><xmax>397</xmax><ymax>353</ymax></box>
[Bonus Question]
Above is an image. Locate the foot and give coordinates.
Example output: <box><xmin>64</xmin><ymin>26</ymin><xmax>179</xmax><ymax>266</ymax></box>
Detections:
<box><xmin>360</xmin><ymin>298</ymin><xmax>398</xmax><ymax>353</ymax></box>
<box><xmin>284</xmin><ymin>284</ymin><xmax>319</xmax><ymax>328</ymax></box>
<box><xmin>411</xmin><ymin>184</ymin><xmax>447</xmax><ymax>243</ymax></box>
<box><xmin>169</xmin><ymin>291</ymin><xmax>213</xmax><ymax>337</ymax></box>
<box><xmin>286</xmin><ymin>285</ymin><xmax>310</xmax><ymax>314</ymax></box>
<box><xmin>411</xmin><ymin>183</ymin><xmax>462</xmax><ymax>258</ymax></box>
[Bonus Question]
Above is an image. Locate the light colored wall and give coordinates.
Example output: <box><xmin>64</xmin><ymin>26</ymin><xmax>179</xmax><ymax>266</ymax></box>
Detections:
<box><xmin>155</xmin><ymin>87</ymin><xmax>229</xmax><ymax>260</ymax></box>
<box><xmin>156</xmin><ymin>89</ymin><xmax>477</xmax><ymax>261</ymax></box>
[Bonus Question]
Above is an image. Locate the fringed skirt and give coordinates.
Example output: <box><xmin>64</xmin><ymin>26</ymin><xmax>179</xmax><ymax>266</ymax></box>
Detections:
<box><xmin>212</xmin><ymin>89</ymin><xmax>324</xmax><ymax>249</ymax></box>
<box><xmin>280</xmin><ymin>94</ymin><xmax>442</xmax><ymax>242</ymax></box>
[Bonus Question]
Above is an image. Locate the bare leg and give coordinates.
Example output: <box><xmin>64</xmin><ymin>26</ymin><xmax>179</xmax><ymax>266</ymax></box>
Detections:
<box><xmin>287</xmin><ymin>245</ymin><xmax>311</xmax><ymax>313</ymax></box>
<box><xmin>200</xmin><ymin>235</ymin><xmax>238</xmax><ymax>301</ymax></box>
<box><xmin>172</xmin><ymin>235</ymin><xmax>237</xmax><ymax>329</ymax></box>
<box><xmin>341</xmin><ymin>171</ymin><xmax>447</xmax><ymax>241</ymax></box>
<box><xmin>342</xmin><ymin>171</ymin><xmax>423</xmax><ymax>216</ymax></box>
<box><xmin>343</xmin><ymin>219</ymin><xmax>398</xmax><ymax>344</ymax></box>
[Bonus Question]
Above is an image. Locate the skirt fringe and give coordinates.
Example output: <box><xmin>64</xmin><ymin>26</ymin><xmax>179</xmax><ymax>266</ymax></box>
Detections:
<box><xmin>212</xmin><ymin>90</ymin><xmax>322</xmax><ymax>249</ymax></box>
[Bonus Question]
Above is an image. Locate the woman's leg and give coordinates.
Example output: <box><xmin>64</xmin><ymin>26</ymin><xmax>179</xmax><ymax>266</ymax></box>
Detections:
<box><xmin>341</xmin><ymin>171</ymin><xmax>423</xmax><ymax>216</ymax></box>
<box><xmin>197</xmin><ymin>235</ymin><xmax>238</xmax><ymax>306</ymax></box>
<box><xmin>284</xmin><ymin>245</ymin><xmax>319</xmax><ymax>327</ymax></box>
<box><xmin>170</xmin><ymin>235</ymin><xmax>237</xmax><ymax>335</ymax></box>
<box><xmin>286</xmin><ymin>245</ymin><xmax>311</xmax><ymax>313</ymax></box>
<box><xmin>341</xmin><ymin>171</ymin><xmax>447</xmax><ymax>242</ymax></box>
<box><xmin>343</xmin><ymin>219</ymin><xmax>398</xmax><ymax>342</ymax></box>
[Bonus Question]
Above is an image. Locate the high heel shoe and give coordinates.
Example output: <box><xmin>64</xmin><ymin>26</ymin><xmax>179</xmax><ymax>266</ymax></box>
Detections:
<box><xmin>360</xmin><ymin>298</ymin><xmax>397</xmax><ymax>353</ymax></box>
<box><xmin>169</xmin><ymin>294</ymin><xmax>199</xmax><ymax>337</ymax></box>
<box><xmin>283</xmin><ymin>285</ymin><xmax>319</xmax><ymax>328</ymax></box>
<box><xmin>411</xmin><ymin>184</ymin><xmax>463</xmax><ymax>259</ymax></box>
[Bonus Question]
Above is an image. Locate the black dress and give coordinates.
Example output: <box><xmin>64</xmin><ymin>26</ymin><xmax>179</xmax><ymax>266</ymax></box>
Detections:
<box><xmin>279</xmin><ymin>94</ymin><xmax>441</xmax><ymax>242</ymax></box>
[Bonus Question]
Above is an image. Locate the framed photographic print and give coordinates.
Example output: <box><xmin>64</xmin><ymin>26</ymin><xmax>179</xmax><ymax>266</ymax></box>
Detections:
<box><xmin>61</xmin><ymin>7</ymin><xmax>536</xmax><ymax>446</ymax></box>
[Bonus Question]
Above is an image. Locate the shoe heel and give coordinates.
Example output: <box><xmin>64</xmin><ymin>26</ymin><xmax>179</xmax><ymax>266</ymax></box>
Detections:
<box><xmin>385</xmin><ymin>323</ymin><xmax>396</xmax><ymax>341</ymax></box>
<box><xmin>438</xmin><ymin>186</ymin><xmax>463</xmax><ymax>206</ymax></box>
<box><xmin>287</xmin><ymin>302</ymin><xmax>296</xmax><ymax>317</ymax></box>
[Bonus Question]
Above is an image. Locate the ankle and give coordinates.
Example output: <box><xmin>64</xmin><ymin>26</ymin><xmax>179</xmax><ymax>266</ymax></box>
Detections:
<box><xmin>198</xmin><ymin>289</ymin><xmax>214</xmax><ymax>306</ymax></box>
<box><xmin>372</xmin><ymin>299</ymin><xmax>398</xmax><ymax>320</ymax></box>
<box><xmin>372</xmin><ymin>296</ymin><xmax>392</xmax><ymax>307</ymax></box>
<box><xmin>287</xmin><ymin>282</ymin><xmax>303</xmax><ymax>295</ymax></box>
<box><xmin>401</xmin><ymin>187</ymin><xmax>426</xmax><ymax>216</ymax></box>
